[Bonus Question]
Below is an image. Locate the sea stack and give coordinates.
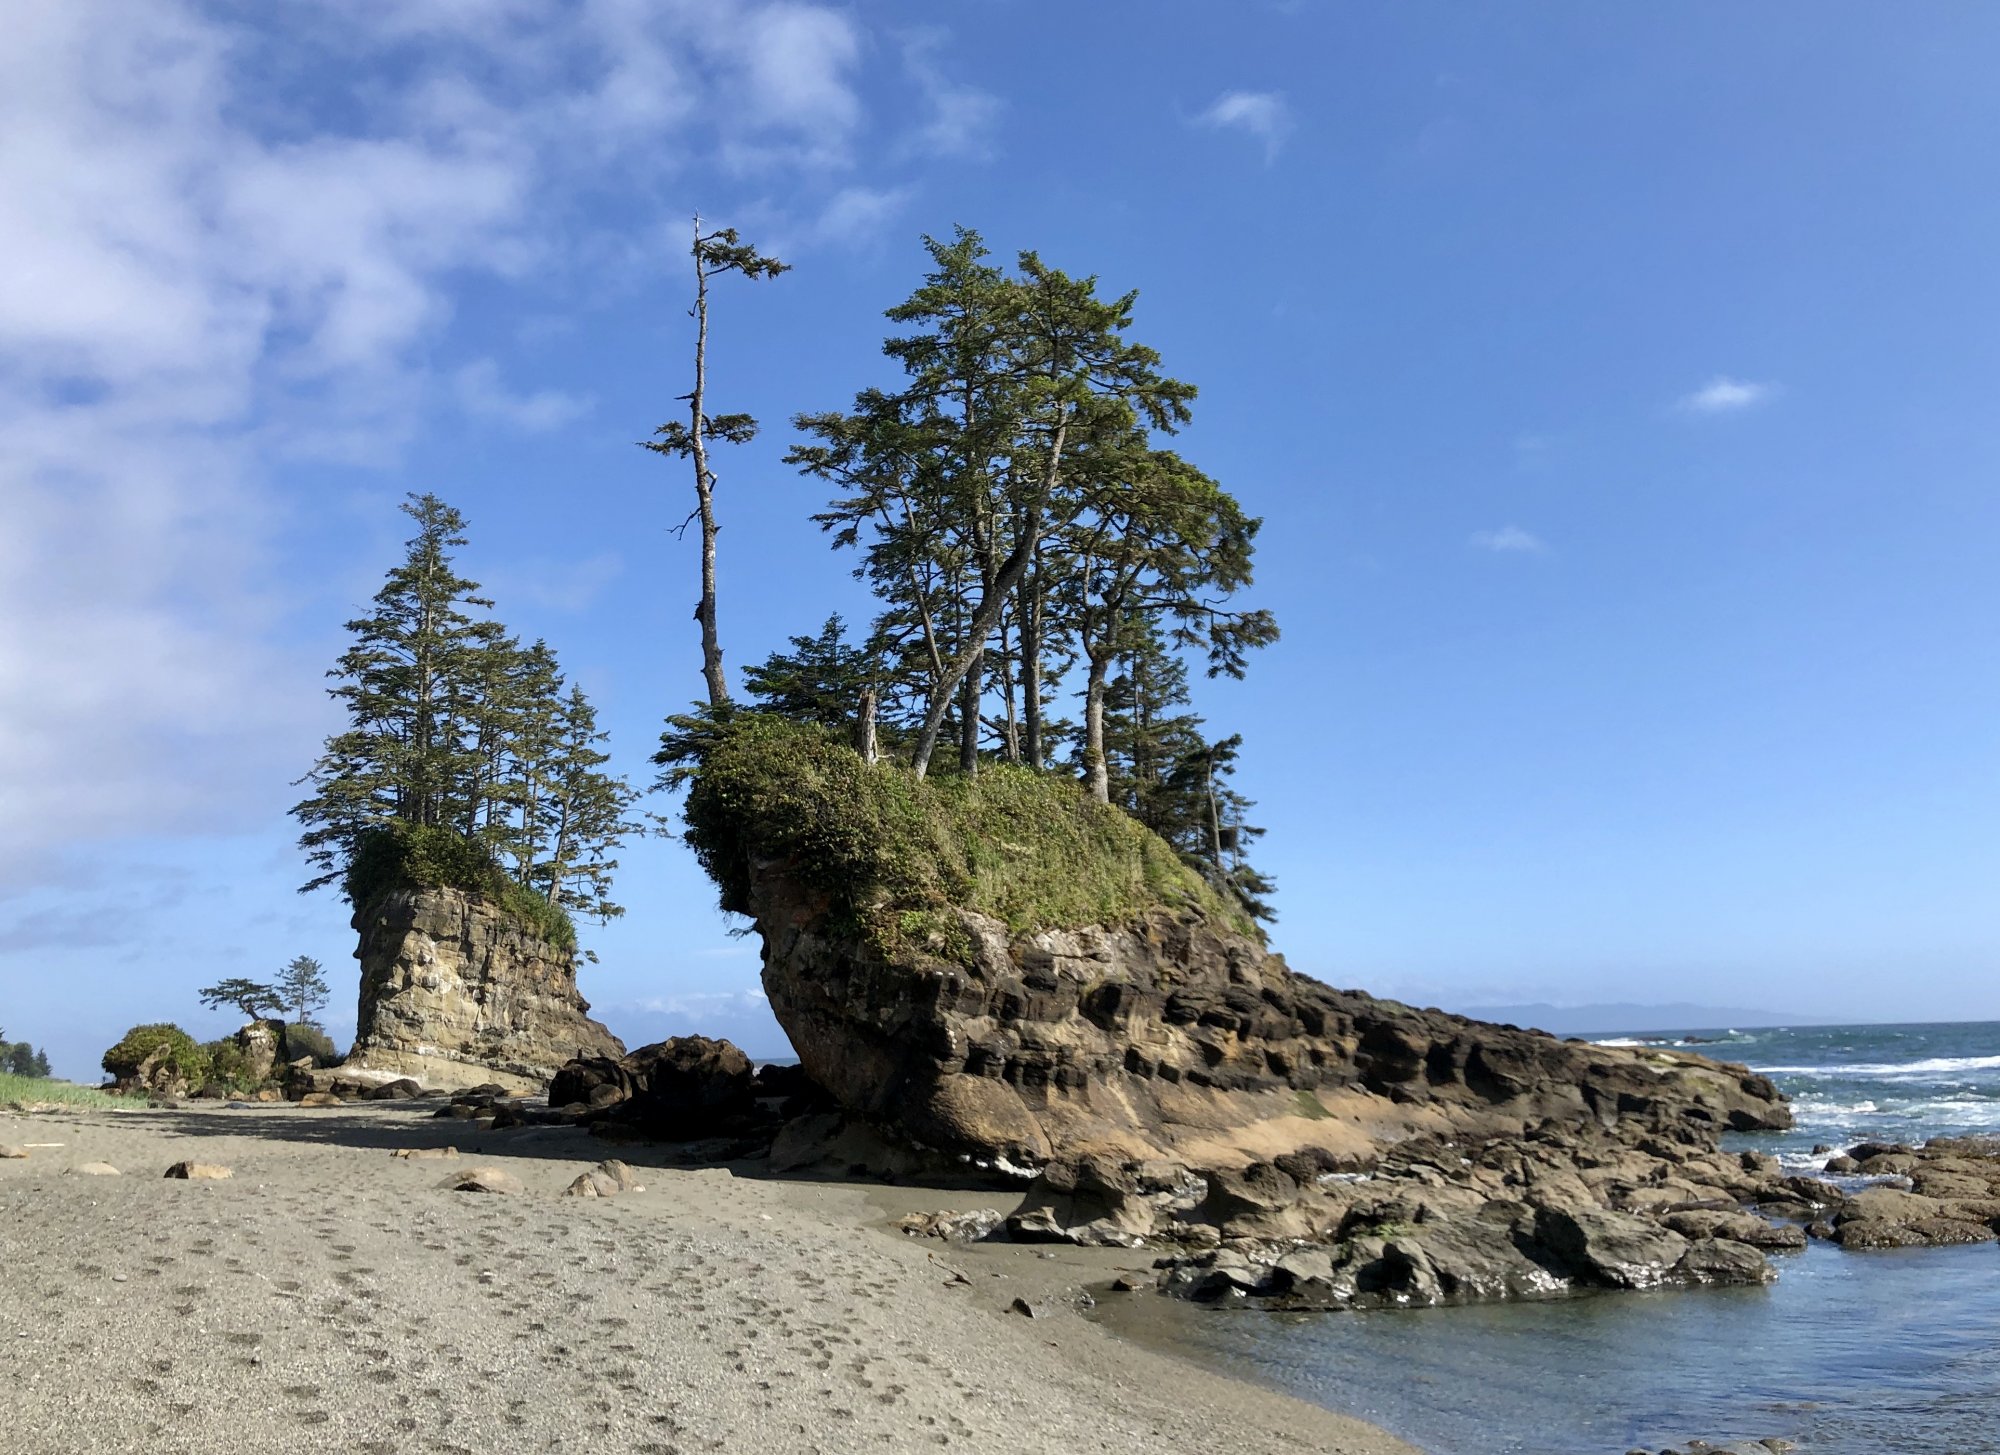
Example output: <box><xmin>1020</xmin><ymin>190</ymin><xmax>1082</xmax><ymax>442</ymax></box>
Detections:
<box><xmin>750</xmin><ymin>864</ymin><xmax>1790</xmax><ymax>1170</ymax></box>
<box><xmin>346</xmin><ymin>884</ymin><xmax>624</xmax><ymax>1094</ymax></box>
<box><xmin>685</xmin><ymin>718</ymin><xmax>1790</xmax><ymax>1175</ymax></box>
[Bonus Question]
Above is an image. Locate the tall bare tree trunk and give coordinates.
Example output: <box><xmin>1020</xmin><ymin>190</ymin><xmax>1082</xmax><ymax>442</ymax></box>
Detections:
<box><xmin>911</xmin><ymin>415</ymin><xmax>1069</xmax><ymax>779</ymax></box>
<box><xmin>958</xmin><ymin>648</ymin><xmax>982</xmax><ymax>772</ymax></box>
<box><xmin>1083</xmin><ymin>654</ymin><xmax>1111</xmax><ymax>803</ymax></box>
<box><xmin>688</xmin><ymin>217</ymin><xmax>730</xmax><ymax>710</ymax></box>
<box><xmin>854</xmin><ymin>686</ymin><xmax>879</xmax><ymax>765</ymax></box>
<box><xmin>996</xmin><ymin>614</ymin><xmax>1020</xmax><ymax>764</ymax></box>
<box><xmin>1019</xmin><ymin>567</ymin><xmax>1043</xmax><ymax>770</ymax></box>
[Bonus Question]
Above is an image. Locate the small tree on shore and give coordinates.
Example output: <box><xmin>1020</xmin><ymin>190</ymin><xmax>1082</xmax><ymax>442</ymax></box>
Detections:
<box><xmin>277</xmin><ymin>955</ymin><xmax>331</xmax><ymax>1028</ymax></box>
<box><xmin>197</xmin><ymin>978</ymin><xmax>282</xmax><ymax>1022</ymax></box>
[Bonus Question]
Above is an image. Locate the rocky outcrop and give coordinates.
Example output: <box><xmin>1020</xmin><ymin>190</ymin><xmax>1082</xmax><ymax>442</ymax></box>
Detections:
<box><xmin>346</xmin><ymin>886</ymin><xmax>623</xmax><ymax>1093</ymax></box>
<box><xmin>547</xmin><ymin>1037</ymin><xmax>830</xmax><ymax>1152</ymax></box>
<box><xmin>744</xmin><ymin>859</ymin><xmax>1788</xmax><ymax>1174</ymax></box>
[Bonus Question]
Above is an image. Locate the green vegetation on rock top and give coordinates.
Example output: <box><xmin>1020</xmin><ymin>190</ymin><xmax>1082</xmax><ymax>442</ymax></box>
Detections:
<box><xmin>100</xmin><ymin>1023</ymin><xmax>209</xmax><ymax>1083</ymax></box>
<box><xmin>679</xmin><ymin>715</ymin><xmax>1259</xmax><ymax>954</ymax></box>
<box><xmin>345</xmin><ymin>821</ymin><xmax>577</xmax><ymax>954</ymax></box>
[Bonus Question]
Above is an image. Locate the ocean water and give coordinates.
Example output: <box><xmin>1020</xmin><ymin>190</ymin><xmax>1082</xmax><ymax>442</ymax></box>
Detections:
<box><xmin>1112</xmin><ymin>1020</ymin><xmax>2000</xmax><ymax>1455</ymax></box>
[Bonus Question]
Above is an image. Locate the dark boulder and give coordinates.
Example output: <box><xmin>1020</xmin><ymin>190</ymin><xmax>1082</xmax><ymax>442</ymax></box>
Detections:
<box><xmin>549</xmin><ymin>1036</ymin><xmax>781</xmax><ymax>1141</ymax></box>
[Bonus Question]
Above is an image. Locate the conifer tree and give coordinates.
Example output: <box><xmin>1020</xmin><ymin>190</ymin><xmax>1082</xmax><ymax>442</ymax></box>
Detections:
<box><xmin>293</xmin><ymin>495</ymin><xmax>637</xmax><ymax>933</ymax></box>
<box><xmin>792</xmin><ymin>229</ymin><xmax>1197</xmax><ymax>779</ymax></box>
<box><xmin>277</xmin><ymin>955</ymin><xmax>331</xmax><ymax>1028</ymax></box>
<box><xmin>522</xmin><ymin>686</ymin><xmax>642</xmax><ymax>923</ymax></box>
<box><xmin>643</xmin><ymin>218</ymin><xmax>789</xmax><ymax>708</ymax></box>
<box><xmin>740</xmin><ymin>616</ymin><xmax>882</xmax><ymax>732</ymax></box>
<box><xmin>198</xmin><ymin>978</ymin><xmax>282</xmax><ymax>1020</ymax></box>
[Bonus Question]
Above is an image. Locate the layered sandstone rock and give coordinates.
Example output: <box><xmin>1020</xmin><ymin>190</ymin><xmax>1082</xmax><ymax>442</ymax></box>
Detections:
<box><xmin>346</xmin><ymin>886</ymin><xmax>623</xmax><ymax>1093</ymax></box>
<box><xmin>745</xmin><ymin>859</ymin><xmax>1789</xmax><ymax>1173</ymax></box>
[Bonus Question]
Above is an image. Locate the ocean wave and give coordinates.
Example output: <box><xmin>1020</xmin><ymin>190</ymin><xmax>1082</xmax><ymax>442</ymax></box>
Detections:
<box><xmin>1794</xmin><ymin>1098</ymin><xmax>1881</xmax><ymax>1116</ymax></box>
<box><xmin>1755</xmin><ymin>1054</ymin><xmax>2000</xmax><ymax>1079</ymax></box>
<box><xmin>1590</xmin><ymin>1037</ymin><xmax>1650</xmax><ymax>1048</ymax></box>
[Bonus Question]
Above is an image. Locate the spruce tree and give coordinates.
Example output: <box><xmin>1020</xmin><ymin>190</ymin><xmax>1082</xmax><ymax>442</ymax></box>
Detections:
<box><xmin>740</xmin><ymin>616</ymin><xmax>882</xmax><ymax>733</ymax></box>
<box><xmin>294</xmin><ymin>494</ymin><xmax>494</xmax><ymax>891</ymax></box>
<box><xmin>293</xmin><ymin>495</ymin><xmax>638</xmax><ymax>935</ymax></box>
<box><xmin>792</xmin><ymin>229</ymin><xmax>1197</xmax><ymax>779</ymax></box>
<box><xmin>277</xmin><ymin>955</ymin><xmax>331</xmax><ymax>1028</ymax></box>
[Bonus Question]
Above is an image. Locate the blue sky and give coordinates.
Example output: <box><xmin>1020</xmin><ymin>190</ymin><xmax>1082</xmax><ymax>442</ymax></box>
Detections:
<box><xmin>6</xmin><ymin>2</ymin><xmax>1998</xmax><ymax>1079</ymax></box>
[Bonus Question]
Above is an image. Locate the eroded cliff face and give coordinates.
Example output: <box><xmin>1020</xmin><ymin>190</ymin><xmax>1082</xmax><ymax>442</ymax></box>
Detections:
<box><xmin>347</xmin><ymin>886</ymin><xmax>624</xmax><ymax>1093</ymax></box>
<box><xmin>747</xmin><ymin>857</ymin><xmax>1789</xmax><ymax>1172</ymax></box>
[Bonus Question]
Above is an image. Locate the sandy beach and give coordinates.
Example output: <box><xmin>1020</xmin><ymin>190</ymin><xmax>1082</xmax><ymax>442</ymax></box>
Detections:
<box><xmin>0</xmin><ymin>1101</ymin><xmax>1415</xmax><ymax>1455</ymax></box>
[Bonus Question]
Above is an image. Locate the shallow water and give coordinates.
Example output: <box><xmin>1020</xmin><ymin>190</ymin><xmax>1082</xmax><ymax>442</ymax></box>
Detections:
<box><xmin>1119</xmin><ymin>1019</ymin><xmax>2000</xmax><ymax>1455</ymax></box>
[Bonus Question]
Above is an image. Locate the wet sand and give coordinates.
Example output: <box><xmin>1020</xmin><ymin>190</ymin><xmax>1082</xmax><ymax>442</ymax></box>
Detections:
<box><xmin>0</xmin><ymin>1101</ymin><xmax>1418</xmax><ymax>1455</ymax></box>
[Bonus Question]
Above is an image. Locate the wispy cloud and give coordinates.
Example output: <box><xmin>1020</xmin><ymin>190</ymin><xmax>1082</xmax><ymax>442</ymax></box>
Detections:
<box><xmin>1470</xmin><ymin>526</ymin><xmax>1548</xmax><ymax>554</ymax></box>
<box><xmin>1195</xmin><ymin>90</ymin><xmax>1293</xmax><ymax>162</ymax></box>
<box><xmin>0</xmin><ymin>0</ymin><xmax>925</xmax><ymax>886</ymax></box>
<box><xmin>485</xmin><ymin>550</ymin><xmax>625</xmax><ymax>613</ymax></box>
<box><xmin>1678</xmin><ymin>375</ymin><xmax>1776</xmax><ymax>414</ymax></box>
<box><xmin>898</xmin><ymin>30</ymin><xmax>1001</xmax><ymax>160</ymax></box>
<box><xmin>454</xmin><ymin>358</ymin><xmax>592</xmax><ymax>432</ymax></box>
<box><xmin>810</xmin><ymin>185</ymin><xmax>915</xmax><ymax>248</ymax></box>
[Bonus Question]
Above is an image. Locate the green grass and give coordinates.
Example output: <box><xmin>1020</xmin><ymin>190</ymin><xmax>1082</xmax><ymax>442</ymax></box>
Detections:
<box><xmin>0</xmin><ymin>1072</ymin><xmax>141</xmax><ymax>1110</ymax></box>
<box><xmin>345</xmin><ymin>821</ymin><xmax>576</xmax><ymax>952</ymax></box>
<box><xmin>680</xmin><ymin>714</ymin><xmax>1259</xmax><ymax>960</ymax></box>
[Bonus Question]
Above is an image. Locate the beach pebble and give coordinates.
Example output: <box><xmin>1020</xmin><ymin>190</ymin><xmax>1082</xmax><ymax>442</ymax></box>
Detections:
<box><xmin>1007</xmin><ymin>1296</ymin><xmax>1045</xmax><ymax>1318</ymax></box>
<box><xmin>71</xmin><ymin>1162</ymin><xmax>120</xmax><ymax>1176</ymax></box>
<box><xmin>0</xmin><ymin>1144</ymin><xmax>27</xmax><ymax>1159</ymax></box>
<box><xmin>440</xmin><ymin>1167</ymin><xmax>522</xmax><ymax>1194</ymax></box>
<box><xmin>297</xmin><ymin>1092</ymin><xmax>343</xmax><ymax>1108</ymax></box>
<box><xmin>391</xmin><ymin>1147</ymin><xmax>458</xmax><ymax>1160</ymax></box>
<box><xmin>163</xmin><ymin>1161</ymin><xmax>232</xmax><ymax>1180</ymax></box>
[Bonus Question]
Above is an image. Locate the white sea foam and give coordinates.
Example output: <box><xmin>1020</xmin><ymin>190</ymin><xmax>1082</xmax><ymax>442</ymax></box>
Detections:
<box><xmin>1755</xmin><ymin>1054</ymin><xmax>2000</xmax><ymax>1078</ymax></box>
<box><xmin>1590</xmin><ymin>1037</ymin><xmax>1649</xmax><ymax>1048</ymax></box>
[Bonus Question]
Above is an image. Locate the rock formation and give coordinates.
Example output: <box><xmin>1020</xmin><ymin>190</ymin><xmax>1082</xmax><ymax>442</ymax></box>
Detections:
<box><xmin>345</xmin><ymin>885</ymin><xmax>623</xmax><ymax>1093</ymax></box>
<box><xmin>744</xmin><ymin>858</ymin><xmax>1788</xmax><ymax>1173</ymax></box>
<box><xmin>720</xmin><ymin>855</ymin><xmax>1811</xmax><ymax>1305</ymax></box>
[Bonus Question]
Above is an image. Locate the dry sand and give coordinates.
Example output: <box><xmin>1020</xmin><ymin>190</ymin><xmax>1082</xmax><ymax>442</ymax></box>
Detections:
<box><xmin>0</xmin><ymin>1101</ymin><xmax>1419</xmax><ymax>1455</ymax></box>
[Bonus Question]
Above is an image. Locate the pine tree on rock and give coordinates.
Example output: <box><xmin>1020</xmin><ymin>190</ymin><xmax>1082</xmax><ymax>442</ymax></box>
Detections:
<box><xmin>740</xmin><ymin>615</ymin><xmax>883</xmax><ymax>734</ymax></box>
<box><xmin>293</xmin><ymin>495</ymin><xmax>637</xmax><ymax>940</ymax></box>
<box><xmin>792</xmin><ymin>228</ymin><xmax>1197</xmax><ymax>779</ymax></box>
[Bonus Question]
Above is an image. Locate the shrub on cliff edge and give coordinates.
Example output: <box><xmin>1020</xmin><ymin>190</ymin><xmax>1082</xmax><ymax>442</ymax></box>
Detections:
<box><xmin>101</xmin><ymin>1024</ymin><xmax>210</xmax><ymax>1085</ymax></box>
<box><xmin>344</xmin><ymin>821</ymin><xmax>577</xmax><ymax>954</ymax></box>
<box><xmin>677</xmin><ymin>714</ymin><xmax>1257</xmax><ymax>955</ymax></box>
<box><xmin>280</xmin><ymin>1023</ymin><xmax>339</xmax><ymax>1067</ymax></box>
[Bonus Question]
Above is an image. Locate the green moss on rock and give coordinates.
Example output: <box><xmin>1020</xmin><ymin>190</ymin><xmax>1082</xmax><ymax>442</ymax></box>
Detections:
<box><xmin>101</xmin><ymin>1024</ymin><xmax>210</xmax><ymax>1084</ymax></box>
<box><xmin>681</xmin><ymin>715</ymin><xmax>1257</xmax><ymax>955</ymax></box>
<box><xmin>345</xmin><ymin>822</ymin><xmax>576</xmax><ymax>954</ymax></box>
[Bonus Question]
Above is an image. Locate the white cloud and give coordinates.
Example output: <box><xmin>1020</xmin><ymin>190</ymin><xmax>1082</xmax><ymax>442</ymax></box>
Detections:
<box><xmin>1469</xmin><ymin>526</ymin><xmax>1548</xmax><ymax>554</ymax></box>
<box><xmin>811</xmin><ymin>185</ymin><xmax>915</xmax><ymax>247</ymax></box>
<box><xmin>899</xmin><ymin>30</ymin><xmax>1002</xmax><ymax>159</ymax></box>
<box><xmin>486</xmin><ymin>550</ymin><xmax>626</xmax><ymax>613</ymax></box>
<box><xmin>1196</xmin><ymin>90</ymin><xmax>1293</xmax><ymax>162</ymax></box>
<box><xmin>0</xmin><ymin>0</ymin><xmax>912</xmax><ymax>884</ymax></box>
<box><xmin>455</xmin><ymin>359</ymin><xmax>593</xmax><ymax>432</ymax></box>
<box><xmin>1678</xmin><ymin>375</ymin><xmax>1776</xmax><ymax>414</ymax></box>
